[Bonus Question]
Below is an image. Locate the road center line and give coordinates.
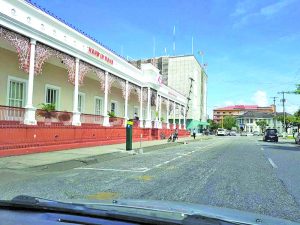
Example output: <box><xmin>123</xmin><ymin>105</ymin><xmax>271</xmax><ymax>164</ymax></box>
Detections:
<box><xmin>268</xmin><ymin>158</ymin><xmax>278</xmax><ymax>169</ymax></box>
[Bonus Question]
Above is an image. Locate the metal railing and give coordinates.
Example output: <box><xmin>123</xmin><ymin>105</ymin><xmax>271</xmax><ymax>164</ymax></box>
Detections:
<box><xmin>0</xmin><ymin>105</ymin><xmax>25</xmax><ymax>123</ymax></box>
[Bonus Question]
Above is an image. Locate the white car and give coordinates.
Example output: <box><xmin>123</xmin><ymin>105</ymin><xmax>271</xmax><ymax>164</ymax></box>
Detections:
<box><xmin>216</xmin><ymin>128</ymin><xmax>226</xmax><ymax>136</ymax></box>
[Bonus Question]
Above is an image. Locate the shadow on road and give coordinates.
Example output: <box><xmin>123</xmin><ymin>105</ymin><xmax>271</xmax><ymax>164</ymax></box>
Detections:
<box><xmin>260</xmin><ymin>142</ymin><xmax>300</xmax><ymax>152</ymax></box>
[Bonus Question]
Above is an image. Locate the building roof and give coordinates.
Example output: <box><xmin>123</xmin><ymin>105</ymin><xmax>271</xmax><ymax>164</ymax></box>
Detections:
<box><xmin>237</xmin><ymin>111</ymin><xmax>291</xmax><ymax>119</ymax></box>
<box><xmin>214</xmin><ymin>105</ymin><xmax>259</xmax><ymax>111</ymax></box>
<box><xmin>237</xmin><ymin>111</ymin><xmax>273</xmax><ymax>119</ymax></box>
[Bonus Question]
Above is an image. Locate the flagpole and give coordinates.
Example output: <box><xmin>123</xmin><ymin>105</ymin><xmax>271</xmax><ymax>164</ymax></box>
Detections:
<box><xmin>173</xmin><ymin>25</ymin><xmax>176</xmax><ymax>55</ymax></box>
<box><xmin>192</xmin><ymin>36</ymin><xmax>194</xmax><ymax>55</ymax></box>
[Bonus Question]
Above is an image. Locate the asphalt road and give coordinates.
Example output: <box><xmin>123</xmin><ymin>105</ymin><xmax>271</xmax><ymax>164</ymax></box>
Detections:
<box><xmin>1</xmin><ymin>136</ymin><xmax>300</xmax><ymax>222</ymax></box>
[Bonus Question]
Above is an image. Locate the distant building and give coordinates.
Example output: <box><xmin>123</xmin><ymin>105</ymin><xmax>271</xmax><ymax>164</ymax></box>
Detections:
<box><xmin>236</xmin><ymin>111</ymin><xmax>293</xmax><ymax>134</ymax></box>
<box><xmin>213</xmin><ymin>105</ymin><xmax>275</xmax><ymax>124</ymax></box>
<box><xmin>131</xmin><ymin>55</ymin><xmax>208</xmax><ymax>132</ymax></box>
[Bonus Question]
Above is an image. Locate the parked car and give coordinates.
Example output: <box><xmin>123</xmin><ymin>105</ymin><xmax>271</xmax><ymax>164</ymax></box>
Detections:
<box><xmin>216</xmin><ymin>128</ymin><xmax>226</xmax><ymax>136</ymax></box>
<box><xmin>295</xmin><ymin>132</ymin><xmax>300</xmax><ymax>144</ymax></box>
<box><xmin>253</xmin><ymin>131</ymin><xmax>260</xmax><ymax>136</ymax></box>
<box><xmin>263</xmin><ymin>128</ymin><xmax>278</xmax><ymax>142</ymax></box>
<box><xmin>225</xmin><ymin>130</ymin><xmax>230</xmax><ymax>136</ymax></box>
<box><xmin>240</xmin><ymin>132</ymin><xmax>247</xmax><ymax>136</ymax></box>
<box><xmin>229</xmin><ymin>131</ymin><xmax>237</xmax><ymax>136</ymax></box>
<box><xmin>247</xmin><ymin>133</ymin><xmax>254</xmax><ymax>136</ymax></box>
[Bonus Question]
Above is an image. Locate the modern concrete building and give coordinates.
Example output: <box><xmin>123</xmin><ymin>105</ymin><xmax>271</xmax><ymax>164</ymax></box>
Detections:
<box><xmin>131</xmin><ymin>55</ymin><xmax>208</xmax><ymax>132</ymax></box>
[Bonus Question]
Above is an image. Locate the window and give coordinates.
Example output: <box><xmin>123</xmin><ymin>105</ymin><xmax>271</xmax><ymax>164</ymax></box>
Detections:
<box><xmin>78</xmin><ymin>92</ymin><xmax>85</xmax><ymax>113</ymax></box>
<box><xmin>45</xmin><ymin>85</ymin><xmax>60</xmax><ymax>109</ymax></box>
<box><xmin>8</xmin><ymin>77</ymin><xmax>26</xmax><ymax>107</ymax></box>
<box><xmin>250</xmin><ymin>119</ymin><xmax>253</xmax><ymax>123</ymax></box>
<box><xmin>94</xmin><ymin>97</ymin><xmax>103</xmax><ymax>115</ymax></box>
<box><xmin>111</xmin><ymin>101</ymin><xmax>117</xmax><ymax>115</ymax></box>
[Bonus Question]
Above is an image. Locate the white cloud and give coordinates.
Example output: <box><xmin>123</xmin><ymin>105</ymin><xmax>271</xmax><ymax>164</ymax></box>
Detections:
<box><xmin>260</xmin><ymin>0</ymin><xmax>296</xmax><ymax>16</ymax></box>
<box><xmin>251</xmin><ymin>90</ymin><xmax>268</xmax><ymax>106</ymax></box>
<box><xmin>232</xmin><ymin>0</ymin><xmax>297</xmax><ymax>28</ymax></box>
<box><xmin>231</xmin><ymin>0</ymin><xmax>255</xmax><ymax>17</ymax></box>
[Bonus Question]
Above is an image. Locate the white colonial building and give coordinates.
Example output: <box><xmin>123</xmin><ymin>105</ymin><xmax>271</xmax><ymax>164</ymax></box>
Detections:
<box><xmin>0</xmin><ymin>0</ymin><xmax>188</xmax><ymax>130</ymax></box>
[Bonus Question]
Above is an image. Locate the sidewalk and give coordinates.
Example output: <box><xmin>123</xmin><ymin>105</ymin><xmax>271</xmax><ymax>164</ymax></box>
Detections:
<box><xmin>0</xmin><ymin>136</ymin><xmax>209</xmax><ymax>170</ymax></box>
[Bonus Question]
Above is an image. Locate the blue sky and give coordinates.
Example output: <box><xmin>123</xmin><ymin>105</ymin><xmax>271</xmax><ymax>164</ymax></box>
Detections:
<box><xmin>31</xmin><ymin>0</ymin><xmax>300</xmax><ymax>117</ymax></box>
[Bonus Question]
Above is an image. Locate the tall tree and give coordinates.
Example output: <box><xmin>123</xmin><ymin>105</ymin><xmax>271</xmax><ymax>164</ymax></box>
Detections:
<box><xmin>256</xmin><ymin>120</ymin><xmax>268</xmax><ymax>133</ymax></box>
<box><xmin>276</xmin><ymin>115</ymin><xmax>295</xmax><ymax>132</ymax></box>
<box><xmin>295</xmin><ymin>84</ymin><xmax>300</xmax><ymax>94</ymax></box>
<box><xmin>223</xmin><ymin>116</ymin><xmax>236</xmax><ymax>130</ymax></box>
<box><xmin>208</xmin><ymin>119</ymin><xmax>220</xmax><ymax>130</ymax></box>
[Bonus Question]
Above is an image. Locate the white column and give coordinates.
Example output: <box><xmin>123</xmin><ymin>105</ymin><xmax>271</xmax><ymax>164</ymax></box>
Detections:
<box><xmin>178</xmin><ymin>105</ymin><xmax>182</xmax><ymax>130</ymax></box>
<box><xmin>124</xmin><ymin>80</ymin><xmax>129</xmax><ymax>127</ymax></box>
<box><xmin>166</xmin><ymin>99</ymin><xmax>170</xmax><ymax>129</ymax></box>
<box><xmin>139</xmin><ymin>87</ymin><xmax>143</xmax><ymax>128</ymax></box>
<box><xmin>158</xmin><ymin>95</ymin><xmax>162</xmax><ymax>129</ymax></box>
<box><xmin>173</xmin><ymin>102</ymin><xmax>176</xmax><ymax>129</ymax></box>
<box><xmin>183</xmin><ymin>106</ymin><xmax>186</xmax><ymax>130</ymax></box>
<box><xmin>154</xmin><ymin>92</ymin><xmax>159</xmax><ymax>128</ymax></box>
<box><xmin>72</xmin><ymin>58</ymin><xmax>81</xmax><ymax>126</ymax></box>
<box><xmin>103</xmin><ymin>71</ymin><xmax>110</xmax><ymax>126</ymax></box>
<box><xmin>24</xmin><ymin>39</ymin><xmax>37</xmax><ymax>125</ymax></box>
<box><xmin>145</xmin><ymin>87</ymin><xmax>152</xmax><ymax>128</ymax></box>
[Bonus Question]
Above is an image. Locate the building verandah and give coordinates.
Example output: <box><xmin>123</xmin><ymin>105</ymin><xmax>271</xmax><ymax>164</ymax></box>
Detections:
<box><xmin>0</xmin><ymin>26</ymin><xmax>188</xmax><ymax>130</ymax></box>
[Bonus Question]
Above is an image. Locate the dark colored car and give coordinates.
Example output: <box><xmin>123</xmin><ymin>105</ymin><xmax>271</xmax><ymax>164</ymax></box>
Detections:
<box><xmin>263</xmin><ymin>129</ymin><xmax>278</xmax><ymax>142</ymax></box>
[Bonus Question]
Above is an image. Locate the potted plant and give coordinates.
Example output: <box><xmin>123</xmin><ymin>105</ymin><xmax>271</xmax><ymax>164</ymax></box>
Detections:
<box><xmin>58</xmin><ymin>111</ymin><xmax>71</xmax><ymax>125</ymax></box>
<box><xmin>108</xmin><ymin>111</ymin><xmax>117</xmax><ymax>122</ymax></box>
<box><xmin>160</xmin><ymin>116</ymin><xmax>164</xmax><ymax>122</ymax></box>
<box><xmin>37</xmin><ymin>103</ymin><xmax>57</xmax><ymax>125</ymax></box>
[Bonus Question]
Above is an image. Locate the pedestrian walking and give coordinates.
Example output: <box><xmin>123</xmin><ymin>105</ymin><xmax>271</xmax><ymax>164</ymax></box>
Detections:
<box><xmin>173</xmin><ymin>128</ymin><xmax>178</xmax><ymax>141</ymax></box>
<box><xmin>192</xmin><ymin>128</ymin><xmax>196</xmax><ymax>139</ymax></box>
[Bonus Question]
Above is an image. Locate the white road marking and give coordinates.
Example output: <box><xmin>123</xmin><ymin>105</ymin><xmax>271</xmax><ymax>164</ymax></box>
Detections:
<box><xmin>261</xmin><ymin>147</ymin><xmax>264</xmax><ymax>151</ymax></box>
<box><xmin>74</xmin><ymin>168</ymin><xmax>149</xmax><ymax>173</ymax></box>
<box><xmin>268</xmin><ymin>158</ymin><xmax>278</xmax><ymax>169</ymax></box>
<box><xmin>74</xmin><ymin>141</ymin><xmax>224</xmax><ymax>173</ymax></box>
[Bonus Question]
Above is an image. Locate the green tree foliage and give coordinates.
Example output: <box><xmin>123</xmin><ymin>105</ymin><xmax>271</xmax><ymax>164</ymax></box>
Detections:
<box><xmin>295</xmin><ymin>84</ymin><xmax>300</xmax><ymax>94</ymax></box>
<box><xmin>223</xmin><ymin>116</ymin><xmax>236</xmax><ymax>130</ymax></box>
<box><xmin>293</xmin><ymin>109</ymin><xmax>300</xmax><ymax>129</ymax></box>
<box><xmin>256</xmin><ymin>120</ymin><xmax>268</xmax><ymax>132</ymax></box>
<box><xmin>208</xmin><ymin>119</ymin><xmax>220</xmax><ymax>130</ymax></box>
<box><xmin>276</xmin><ymin>115</ymin><xmax>297</xmax><ymax>132</ymax></box>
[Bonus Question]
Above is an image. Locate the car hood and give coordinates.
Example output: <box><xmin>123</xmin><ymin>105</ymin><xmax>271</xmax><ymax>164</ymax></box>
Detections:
<box><xmin>70</xmin><ymin>198</ymin><xmax>299</xmax><ymax>225</ymax></box>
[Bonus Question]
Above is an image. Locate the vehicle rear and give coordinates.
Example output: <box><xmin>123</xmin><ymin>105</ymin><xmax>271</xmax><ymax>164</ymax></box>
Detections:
<box><xmin>216</xmin><ymin>128</ymin><xmax>226</xmax><ymax>136</ymax></box>
<box><xmin>263</xmin><ymin>129</ymin><xmax>278</xmax><ymax>142</ymax></box>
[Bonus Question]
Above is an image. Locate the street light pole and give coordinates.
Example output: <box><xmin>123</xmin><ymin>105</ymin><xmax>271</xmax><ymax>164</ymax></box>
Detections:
<box><xmin>270</xmin><ymin>96</ymin><xmax>278</xmax><ymax>129</ymax></box>
<box><xmin>278</xmin><ymin>91</ymin><xmax>287</xmax><ymax>132</ymax></box>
